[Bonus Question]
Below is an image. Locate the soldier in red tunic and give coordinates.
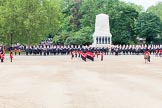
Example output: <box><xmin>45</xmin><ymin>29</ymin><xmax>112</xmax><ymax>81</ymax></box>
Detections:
<box><xmin>0</xmin><ymin>52</ymin><xmax>1</xmax><ymax>60</ymax></box>
<box><xmin>159</xmin><ymin>49</ymin><xmax>162</xmax><ymax>57</ymax></box>
<box><xmin>18</xmin><ymin>48</ymin><xmax>21</xmax><ymax>55</ymax></box>
<box><xmin>101</xmin><ymin>52</ymin><xmax>104</xmax><ymax>61</ymax></box>
<box><xmin>155</xmin><ymin>49</ymin><xmax>159</xmax><ymax>57</ymax></box>
<box><xmin>96</xmin><ymin>51</ymin><xmax>99</xmax><ymax>58</ymax></box>
<box><xmin>144</xmin><ymin>49</ymin><xmax>150</xmax><ymax>62</ymax></box>
<box><xmin>71</xmin><ymin>51</ymin><xmax>74</xmax><ymax>59</ymax></box>
<box><xmin>1</xmin><ymin>52</ymin><xmax>4</xmax><ymax>63</ymax></box>
<box><xmin>10</xmin><ymin>51</ymin><xmax>13</xmax><ymax>62</ymax></box>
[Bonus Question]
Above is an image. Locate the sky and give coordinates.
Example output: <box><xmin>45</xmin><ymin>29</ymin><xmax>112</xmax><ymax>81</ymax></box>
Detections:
<box><xmin>122</xmin><ymin>0</ymin><xmax>162</xmax><ymax>10</ymax></box>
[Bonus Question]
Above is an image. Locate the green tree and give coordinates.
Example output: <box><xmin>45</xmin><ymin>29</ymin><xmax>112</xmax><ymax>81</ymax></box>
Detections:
<box><xmin>147</xmin><ymin>2</ymin><xmax>162</xmax><ymax>20</ymax></box>
<box><xmin>17</xmin><ymin>0</ymin><xmax>62</xmax><ymax>46</ymax></box>
<box><xmin>79</xmin><ymin>0</ymin><xmax>140</xmax><ymax>45</ymax></box>
<box><xmin>135</xmin><ymin>12</ymin><xmax>162</xmax><ymax>44</ymax></box>
<box><xmin>111</xmin><ymin>3</ymin><xmax>139</xmax><ymax>44</ymax></box>
<box><xmin>0</xmin><ymin>0</ymin><xmax>19</xmax><ymax>45</ymax></box>
<box><xmin>0</xmin><ymin>0</ymin><xmax>63</xmax><ymax>46</ymax></box>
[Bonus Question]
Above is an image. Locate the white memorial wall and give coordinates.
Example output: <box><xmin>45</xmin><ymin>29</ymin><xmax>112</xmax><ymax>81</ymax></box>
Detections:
<box><xmin>92</xmin><ymin>13</ymin><xmax>112</xmax><ymax>47</ymax></box>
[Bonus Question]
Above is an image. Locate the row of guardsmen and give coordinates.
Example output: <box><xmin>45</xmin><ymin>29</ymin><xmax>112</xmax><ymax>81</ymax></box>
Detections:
<box><xmin>23</xmin><ymin>44</ymin><xmax>162</xmax><ymax>56</ymax></box>
<box><xmin>24</xmin><ymin>45</ymin><xmax>110</xmax><ymax>56</ymax></box>
<box><xmin>110</xmin><ymin>44</ymin><xmax>162</xmax><ymax>56</ymax></box>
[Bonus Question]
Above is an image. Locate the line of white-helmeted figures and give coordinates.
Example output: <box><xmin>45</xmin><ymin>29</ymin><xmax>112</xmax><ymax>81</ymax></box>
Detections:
<box><xmin>0</xmin><ymin>44</ymin><xmax>162</xmax><ymax>63</ymax></box>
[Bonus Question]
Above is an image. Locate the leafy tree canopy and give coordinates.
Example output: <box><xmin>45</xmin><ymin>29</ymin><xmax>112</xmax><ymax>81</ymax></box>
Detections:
<box><xmin>135</xmin><ymin>12</ymin><xmax>162</xmax><ymax>44</ymax></box>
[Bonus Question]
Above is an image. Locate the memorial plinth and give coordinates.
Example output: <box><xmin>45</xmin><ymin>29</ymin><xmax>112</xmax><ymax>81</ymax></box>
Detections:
<box><xmin>92</xmin><ymin>13</ymin><xmax>112</xmax><ymax>47</ymax></box>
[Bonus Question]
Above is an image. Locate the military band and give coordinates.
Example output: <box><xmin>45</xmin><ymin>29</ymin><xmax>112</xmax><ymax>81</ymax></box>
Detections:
<box><xmin>19</xmin><ymin>44</ymin><xmax>162</xmax><ymax>56</ymax></box>
<box><xmin>1</xmin><ymin>44</ymin><xmax>162</xmax><ymax>63</ymax></box>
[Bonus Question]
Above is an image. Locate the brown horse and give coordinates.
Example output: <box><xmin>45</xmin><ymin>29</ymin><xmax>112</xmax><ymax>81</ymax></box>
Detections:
<box><xmin>144</xmin><ymin>54</ymin><xmax>150</xmax><ymax>64</ymax></box>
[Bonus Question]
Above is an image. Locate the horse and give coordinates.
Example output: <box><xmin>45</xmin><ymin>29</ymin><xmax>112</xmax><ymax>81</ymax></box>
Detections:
<box><xmin>144</xmin><ymin>54</ymin><xmax>150</xmax><ymax>64</ymax></box>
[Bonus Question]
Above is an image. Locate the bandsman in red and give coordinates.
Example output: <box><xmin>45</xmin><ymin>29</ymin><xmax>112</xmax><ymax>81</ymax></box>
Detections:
<box><xmin>71</xmin><ymin>51</ymin><xmax>74</xmax><ymax>60</ymax></box>
<box><xmin>75</xmin><ymin>51</ymin><xmax>77</xmax><ymax>58</ymax></box>
<box><xmin>155</xmin><ymin>49</ymin><xmax>159</xmax><ymax>57</ymax></box>
<box><xmin>10</xmin><ymin>51</ymin><xmax>13</xmax><ymax>62</ymax></box>
<box><xmin>101</xmin><ymin>52</ymin><xmax>104</xmax><ymax>61</ymax></box>
<box><xmin>144</xmin><ymin>49</ymin><xmax>150</xmax><ymax>62</ymax></box>
<box><xmin>1</xmin><ymin>52</ymin><xmax>4</xmax><ymax>63</ymax></box>
<box><xmin>159</xmin><ymin>49</ymin><xmax>162</xmax><ymax>57</ymax></box>
<box><xmin>18</xmin><ymin>48</ymin><xmax>21</xmax><ymax>55</ymax></box>
<box><xmin>96</xmin><ymin>51</ymin><xmax>99</xmax><ymax>58</ymax></box>
<box><xmin>2</xmin><ymin>47</ymin><xmax>5</xmax><ymax>55</ymax></box>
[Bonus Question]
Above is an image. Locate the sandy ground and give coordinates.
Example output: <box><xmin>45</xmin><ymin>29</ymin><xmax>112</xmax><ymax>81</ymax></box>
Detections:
<box><xmin>0</xmin><ymin>55</ymin><xmax>162</xmax><ymax>108</ymax></box>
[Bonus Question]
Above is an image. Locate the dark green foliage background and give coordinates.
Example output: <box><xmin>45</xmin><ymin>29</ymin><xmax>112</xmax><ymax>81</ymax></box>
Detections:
<box><xmin>0</xmin><ymin>0</ymin><xmax>162</xmax><ymax>45</ymax></box>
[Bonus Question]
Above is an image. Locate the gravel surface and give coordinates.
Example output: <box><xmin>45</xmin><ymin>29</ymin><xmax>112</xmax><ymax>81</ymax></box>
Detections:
<box><xmin>0</xmin><ymin>55</ymin><xmax>162</xmax><ymax>108</ymax></box>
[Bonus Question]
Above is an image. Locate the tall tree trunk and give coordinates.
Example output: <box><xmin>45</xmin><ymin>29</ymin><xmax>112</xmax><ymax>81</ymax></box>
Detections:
<box><xmin>26</xmin><ymin>30</ymin><xmax>30</xmax><ymax>48</ymax></box>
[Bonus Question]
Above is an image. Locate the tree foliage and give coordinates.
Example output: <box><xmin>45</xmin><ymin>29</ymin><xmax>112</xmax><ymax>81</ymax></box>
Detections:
<box><xmin>0</xmin><ymin>0</ymin><xmax>63</xmax><ymax>46</ymax></box>
<box><xmin>59</xmin><ymin>0</ymin><xmax>140</xmax><ymax>45</ymax></box>
<box><xmin>1</xmin><ymin>0</ymin><xmax>162</xmax><ymax>45</ymax></box>
<box><xmin>135</xmin><ymin>12</ymin><xmax>162</xmax><ymax>44</ymax></box>
<box><xmin>147</xmin><ymin>2</ymin><xmax>162</xmax><ymax>20</ymax></box>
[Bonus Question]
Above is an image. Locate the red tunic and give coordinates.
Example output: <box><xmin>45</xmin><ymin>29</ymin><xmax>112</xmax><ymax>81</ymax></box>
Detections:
<box><xmin>10</xmin><ymin>53</ymin><xmax>13</xmax><ymax>58</ymax></box>
<box><xmin>156</xmin><ymin>50</ymin><xmax>159</xmax><ymax>54</ymax></box>
<box><xmin>71</xmin><ymin>51</ymin><xmax>74</xmax><ymax>56</ymax></box>
<box><xmin>1</xmin><ymin>53</ymin><xmax>4</xmax><ymax>59</ymax></box>
<box><xmin>144</xmin><ymin>51</ymin><xmax>149</xmax><ymax>55</ymax></box>
<box><xmin>160</xmin><ymin>50</ymin><xmax>162</xmax><ymax>54</ymax></box>
<box><xmin>101</xmin><ymin>52</ymin><xmax>104</xmax><ymax>57</ymax></box>
<box><xmin>14</xmin><ymin>48</ymin><xmax>16</xmax><ymax>51</ymax></box>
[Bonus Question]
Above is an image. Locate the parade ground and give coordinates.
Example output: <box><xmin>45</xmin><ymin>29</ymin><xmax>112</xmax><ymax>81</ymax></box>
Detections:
<box><xmin>0</xmin><ymin>55</ymin><xmax>162</xmax><ymax>108</ymax></box>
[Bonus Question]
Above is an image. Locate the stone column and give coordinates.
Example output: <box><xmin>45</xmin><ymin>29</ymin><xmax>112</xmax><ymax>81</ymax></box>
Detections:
<box><xmin>94</xmin><ymin>36</ymin><xmax>96</xmax><ymax>45</ymax></box>
<box><xmin>98</xmin><ymin>36</ymin><xmax>101</xmax><ymax>44</ymax></box>
<box><xmin>105</xmin><ymin>37</ymin><xmax>107</xmax><ymax>44</ymax></box>
<box><xmin>100</xmin><ymin>37</ymin><xmax>102</xmax><ymax>44</ymax></box>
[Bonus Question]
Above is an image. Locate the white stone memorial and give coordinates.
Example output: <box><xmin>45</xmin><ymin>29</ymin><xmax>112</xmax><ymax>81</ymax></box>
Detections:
<box><xmin>92</xmin><ymin>13</ymin><xmax>112</xmax><ymax>47</ymax></box>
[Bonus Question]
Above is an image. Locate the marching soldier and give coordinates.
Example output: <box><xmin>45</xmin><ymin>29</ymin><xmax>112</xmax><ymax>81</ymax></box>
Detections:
<box><xmin>43</xmin><ymin>46</ymin><xmax>47</xmax><ymax>56</ymax></box>
<box><xmin>47</xmin><ymin>46</ymin><xmax>50</xmax><ymax>55</ymax></box>
<box><xmin>75</xmin><ymin>51</ymin><xmax>77</xmax><ymax>58</ymax></box>
<box><xmin>10</xmin><ymin>51</ymin><xmax>13</xmax><ymax>62</ymax></box>
<box><xmin>114</xmin><ymin>47</ymin><xmax>118</xmax><ymax>56</ymax></box>
<box><xmin>25</xmin><ymin>46</ymin><xmax>29</xmax><ymax>55</ymax></box>
<box><xmin>101</xmin><ymin>52</ymin><xmax>104</xmax><ymax>61</ymax></box>
<box><xmin>29</xmin><ymin>46</ymin><xmax>32</xmax><ymax>55</ymax></box>
<box><xmin>0</xmin><ymin>50</ymin><xmax>1</xmax><ymax>60</ymax></box>
<box><xmin>18</xmin><ymin>48</ymin><xmax>21</xmax><ymax>55</ymax></box>
<box><xmin>71</xmin><ymin>51</ymin><xmax>74</xmax><ymax>59</ymax></box>
<box><xmin>144</xmin><ymin>49</ymin><xmax>150</xmax><ymax>62</ymax></box>
<box><xmin>96</xmin><ymin>50</ymin><xmax>99</xmax><ymax>58</ymax></box>
<box><xmin>1</xmin><ymin>52</ymin><xmax>4</xmax><ymax>63</ymax></box>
